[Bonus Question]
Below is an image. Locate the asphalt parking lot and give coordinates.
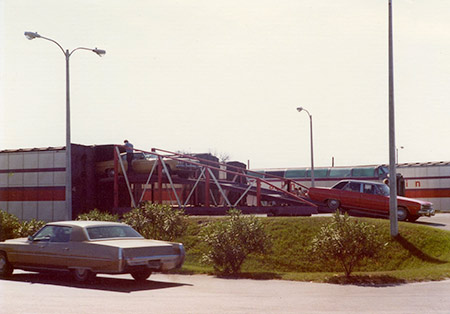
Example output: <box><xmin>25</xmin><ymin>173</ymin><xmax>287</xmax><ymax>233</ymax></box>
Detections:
<box><xmin>1</xmin><ymin>271</ymin><xmax>450</xmax><ymax>314</ymax></box>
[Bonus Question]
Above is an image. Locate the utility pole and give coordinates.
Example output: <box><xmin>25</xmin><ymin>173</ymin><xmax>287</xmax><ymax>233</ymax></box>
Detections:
<box><xmin>388</xmin><ymin>0</ymin><xmax>399</xmax><ymax>237</ymax></box>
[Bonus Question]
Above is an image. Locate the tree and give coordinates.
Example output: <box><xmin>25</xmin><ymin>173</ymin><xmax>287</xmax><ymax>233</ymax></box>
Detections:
<box><xmin>311</xmin><ymin>211</ymin><xmax>385</xmax><ymax>277</ymax></box>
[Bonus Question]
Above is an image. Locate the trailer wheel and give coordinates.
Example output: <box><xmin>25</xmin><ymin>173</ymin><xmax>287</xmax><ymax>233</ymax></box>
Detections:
<box><xmin>327</xmin><ymin>199</ymin><xmax>340</xmax><ymax>211</ymax></box>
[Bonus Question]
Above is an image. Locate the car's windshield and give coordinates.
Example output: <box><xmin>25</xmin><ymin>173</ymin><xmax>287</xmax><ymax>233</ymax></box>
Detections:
<box><xmin>332</xmin><ymin>181</ymin><xmax>348</xmax><ymax>190</ymax></box>
<box><xmin>375</xmin><ymin>184</ymin><xmax>390</xmax><ymax>196</ymax></box>
<box><xmin>32</xmin><ymin>226</ymin><xmax>72</xmax><ymax>242</ymax></box>
<box><xmin>86</xmin><ymin>225</ymin><xmax>143</xmax><ymax>240</ymax></box>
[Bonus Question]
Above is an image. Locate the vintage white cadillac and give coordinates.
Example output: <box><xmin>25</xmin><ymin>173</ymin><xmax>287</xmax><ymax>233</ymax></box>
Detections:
<box><xmin>0</xmin><ymin>221</ymin><xmax>185</xmax><ymax>282</ymax></box>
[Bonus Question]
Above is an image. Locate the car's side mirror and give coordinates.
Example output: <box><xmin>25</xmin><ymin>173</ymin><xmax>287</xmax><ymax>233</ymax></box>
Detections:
<box><xmin>27</xmin><ymin>235</ymin><xmax>34</xmax><ymax>242</ymax></box>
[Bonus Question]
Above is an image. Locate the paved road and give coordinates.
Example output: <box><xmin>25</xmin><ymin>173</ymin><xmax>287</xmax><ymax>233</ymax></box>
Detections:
<box><xmin>414</xmin><ymin>212</ymin><xmax>450</xmax><ymax>231</ymax></box>
<box><xmin>1</xmin><ymin>271</ymin><xmax>450</xmax><ymax>314</ymax></box>
<box><xmin>317</xmin><ymin>212</ymin><xmax>450</xmax><ymax>231</ymax></box>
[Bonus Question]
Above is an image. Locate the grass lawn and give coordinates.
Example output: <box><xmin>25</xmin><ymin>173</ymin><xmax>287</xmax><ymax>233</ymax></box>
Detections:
<box><xmin>174</xmin><ymin>215</ymin><xmax>450</xmax><ymax>284</ymax></box>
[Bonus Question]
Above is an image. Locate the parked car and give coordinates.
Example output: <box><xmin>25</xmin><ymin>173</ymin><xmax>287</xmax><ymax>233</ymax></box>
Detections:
<box><xmin>95</xmin><ymin>152</ymin><xmax>198</xmax><ymax>178</ymax></box>
<box><xmin>0</xmin><ymin>221</ymin><xmax>185</xmax><ymax>282</ymax></box>
<box><xmin>307</xmin><ymin>180</ymin><xmax>435</xmax><ymax>222</ymax></box>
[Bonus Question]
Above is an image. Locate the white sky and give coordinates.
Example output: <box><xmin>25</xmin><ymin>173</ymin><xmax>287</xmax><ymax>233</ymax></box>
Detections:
<box><xmin>1</xmin><ymin>0</ymin><xmax>449</xmax><ymax>169</ymax></box>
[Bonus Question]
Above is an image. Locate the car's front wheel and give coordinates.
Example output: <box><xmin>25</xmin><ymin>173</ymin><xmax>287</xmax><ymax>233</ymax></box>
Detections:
<box><xmin>0</xmin><ymin>252</ymin><xmax>13</xmax><ymax>278</ymax></box>
<box><xmin>131</xmin><ymin>269</ymin><xmax>152</xmax><ymax>282</ymax></box>
<box><xmin>72</xmin><ymin>268</ymin><xmax>95</xmax><ymax>282</ymax></box>
<box><xmin>397</xmin><ymin>207</ymin><xmax>408</xmax><ymax>221</ymax></box>
<box><xmin>326</xmin><ymin>199</ymin><xmax>340</xmax><ymax>211</ymax></box>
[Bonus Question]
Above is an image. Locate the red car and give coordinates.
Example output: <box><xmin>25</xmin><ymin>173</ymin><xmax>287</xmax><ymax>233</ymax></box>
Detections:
<box><xmin>307</xmin><ymin>180</ymin><xmax>435</xmax><ymax>222</ymax></box>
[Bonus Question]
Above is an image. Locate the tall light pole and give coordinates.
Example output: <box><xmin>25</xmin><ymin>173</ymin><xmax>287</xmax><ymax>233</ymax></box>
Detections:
<box><xmin>296</xmin><ymin>107</ymin><xmax>315</xmax><ymax>187</ymax></box>
<box><xmin>388</xmin><ymin>0</ymin><xmax>398</xmax><ymax>237</ymax></box>
<box><xmin>24</xmin><ymin>31</ymin><xmax>105</xmax><ymax>220</ymax></box>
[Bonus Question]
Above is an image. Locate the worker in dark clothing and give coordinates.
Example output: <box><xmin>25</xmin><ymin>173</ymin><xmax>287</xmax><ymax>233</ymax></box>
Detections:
<box><xmin>123</xmin><ymin>140</ymin><xmax>134</xmax><ymax>173</ymax></box>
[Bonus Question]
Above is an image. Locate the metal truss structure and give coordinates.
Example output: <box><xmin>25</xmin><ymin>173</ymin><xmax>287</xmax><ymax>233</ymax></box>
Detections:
<box><xmin>111</xmin><ymin>146</ymin><xmax>318</xmax><ymax>216</ymax></box>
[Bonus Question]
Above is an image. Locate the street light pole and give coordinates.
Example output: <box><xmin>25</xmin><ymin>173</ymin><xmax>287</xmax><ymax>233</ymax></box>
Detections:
<box><xmin>65</xmin><ymin>49</ymin><xmax>72</xmax><ymax>221</ymax></box>
<box><xmin>296</xmin><ymin>107</ymin><xmax>315</xmax><ymax>187</ymax></box>
<box><xmin>388</xmin><ymin>0</ymin><xmax>399</xmax><ymax>237</ymax></box>
<box><xmin>24</xmin><ymin>31</ymin><xmax>105</xmax><ymax>220</ymax></box>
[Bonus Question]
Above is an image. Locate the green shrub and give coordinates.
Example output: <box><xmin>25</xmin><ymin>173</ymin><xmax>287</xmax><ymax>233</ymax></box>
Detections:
<box><xmin>16</xmin><ymin>219</ymin><xmax>46</xmax><ymax>238</ymax></box>
<box><xmin>77</xmin><ymin>209</ymin><xmax>119</xmax><ymax>222</ymax></box>
<box><xmin>200</xmin><ymin>209</ymin><xmax>272</xmax><ymax>274</ymax></box>
<box><xmin>311</xmin><ymin>211</ymin><xmax>386</xmax><ymax>277</ymax></box>
<box><xmin>123</xmin><ymin>202</ymin><xmax>187</xmax><ymax>241</ymax></box>
<box><xmin>0</xmin><ymin>211</ymin><xmax>46</xmax><ymax>241</ymax></box>
<box><xmin>0</xmin><ymin>210</ymin><xmax>21</xmax><ymax>241</ymax></box>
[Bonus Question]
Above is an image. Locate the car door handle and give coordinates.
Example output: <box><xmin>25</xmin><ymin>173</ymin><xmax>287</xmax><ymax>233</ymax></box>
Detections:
<box><xmin>63</xmin><ymin>248</ymin><xmax>69</xmax><ymax>251</ymax></box>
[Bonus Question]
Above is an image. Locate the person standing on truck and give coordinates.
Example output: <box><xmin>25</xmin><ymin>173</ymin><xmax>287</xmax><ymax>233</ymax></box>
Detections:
<box><xmin>123</xmin><ymin>140</ymin><xmax>134</xmax><ymax>173</ymax></box>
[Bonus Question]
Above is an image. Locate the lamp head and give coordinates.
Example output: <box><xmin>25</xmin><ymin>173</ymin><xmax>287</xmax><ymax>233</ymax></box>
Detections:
<box><xmin>296</xmin><ymin>107</ymin><xmax>303</xmax><ymax>112</ymax></box>
<box><xmin>24</xmin><ymin>31</ymin><xmax>41</xmax><ymax>40</ymax></box>
<box><xmin>93</xmin><ymin>48</ymin><xmax>106</xmax><ymax>57</ymax></box>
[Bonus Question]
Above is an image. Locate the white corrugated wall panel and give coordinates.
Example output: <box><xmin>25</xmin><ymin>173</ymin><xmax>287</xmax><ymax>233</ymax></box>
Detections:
<box><xmin>24</xmin><ymin>152</ymin><xmax>39</xmax><ymax>169</ymax></box>
<box><xmin>54</xmin><ymin>151</ymin><xmax>66</xmax><ymax>167</ymax></box>
<box><xmin>0</xmin><ymin>154</ymin><xmax>8</xmax><ymax>170</ymax></box>
<box><xmin>23</xmin><ymin>172</ymin><xmax>38</xmax><ymax>186</ymax></box>
<box><xmin>9</xmin><ymin>153</ymin><xmax>24</xmax><ymax>169</ymax></box>
<box><xmin>38</xmin><ymin>152</ymin><xmax>54</xmax><ymax>169</ymax></box>
<box><xmin>8</xmin><ymin>172</ymin><xmax>24</xmax><ymax>186</ymax></box>
<box><xmin>8</xmin><ymin>202</ymin><xmax>23</xmax><ymax>220</ymax></box>
<box><xmin>38</xmin><ymin>201</ymin><xmax>54</xmax><ymax>221</ymax></box>
<box><xmin>23</xmin><ymin>202</ymin><xmax>38</xmax><ymax>221</ymax></box>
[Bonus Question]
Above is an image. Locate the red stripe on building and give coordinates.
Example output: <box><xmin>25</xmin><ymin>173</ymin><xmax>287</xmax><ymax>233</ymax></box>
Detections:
<box><xmin>0</xmin><ymin>187</ymin><xmax>65</xmax><ymax>202</ymax></box>
<box><xmin>0</xmin><ymin>168</ymin><xmax>65</xmax><ymax>174</ymax></box>
<box><xmin>405</xmin><ymin>188</ymin><xmax>450</xmax><ymax>199</ymax></box>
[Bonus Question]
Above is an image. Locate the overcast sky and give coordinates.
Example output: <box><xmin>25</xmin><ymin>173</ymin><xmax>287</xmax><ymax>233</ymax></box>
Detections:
<box><xmin>1</xmin><ymin>0</ymin><xmax>449</xmax><ymax>169</ymax></box>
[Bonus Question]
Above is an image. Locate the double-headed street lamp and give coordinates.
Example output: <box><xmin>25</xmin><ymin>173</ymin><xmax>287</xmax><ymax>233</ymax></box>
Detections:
<box><xmin>296</xmin><ymin>107</ymin><xmax>315</xmax><ymax>187</ymax></box>
<box><xmin>24</xmin><ymin>31</ymin><xmax>105</xmax><ymax>220</ymax></box>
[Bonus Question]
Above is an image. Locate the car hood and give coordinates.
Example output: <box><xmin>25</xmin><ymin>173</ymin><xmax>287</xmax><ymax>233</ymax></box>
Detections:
<box><xmin>3</xmin><ymin>238</ymin><xmax>29</xmax><ymax>244</ymax></box>
<box><xmin>397</xmin><ymin>195</ymin><xmax>432</xmax><ymax>206</ymax></box>
<box><xmin>89</xmin><ymin>238</ymin><xmax>175</xmax><ymax>248</ymax></box>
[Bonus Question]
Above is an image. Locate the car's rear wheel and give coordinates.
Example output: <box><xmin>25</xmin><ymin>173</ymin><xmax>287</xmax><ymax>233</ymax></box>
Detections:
<box><xmin>131</xmin><ymin>269</ymin><xmax>152</xmax><ymax>282</ymax></box>
<box><xmin>0</xmin><ymin>252</ymin><xmax>13</xmax><ymax>278</ymax></box>
<box><xmin>397</xmin><ymin>207</ymin><xmax>408</xmax><ymax>221</ymax></box>
<box><xmin>72</xmin><ymin>268</ymin><xmax>95</xmax><ymax>282</ymax></box>
<box><xmin>327</xmin><ymin>199</ymin><xmax>340</xmax><ymax>211</ymax></box>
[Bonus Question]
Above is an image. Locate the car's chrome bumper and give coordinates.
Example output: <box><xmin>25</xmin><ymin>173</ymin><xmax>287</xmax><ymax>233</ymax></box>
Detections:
<box><xmin>126</xmin><ymin>254</ymin><xmax>181</xmax><ymax>270</ymax></box>
<box><xmin>419</xmin><ymin>207</ymin><xmax>435</xmax><ymax>217</ymax></box>
<box><xmin>125</xmin><ymin>244</ymin><xmax>185</xmax><ymax>271</ymax></box>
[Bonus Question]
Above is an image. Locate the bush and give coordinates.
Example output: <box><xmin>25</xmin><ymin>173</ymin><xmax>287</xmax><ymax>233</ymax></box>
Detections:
<box><xmin>311</xmin><ymin>211</ymin><xmax>386</xmax><ymax>277</ymax></box>
<box><xmin>77</xmin><ymin>209</ymin><xmax>119</xmax><ymax>222</ymax></box>
<box><xmin>201</xmin><ymin>209</ymin><xmax>272</xmax><ymax>274</ymax></box>
<box><xmin>16</xmin><ymin>219</ymin><xmax>46</xmax><ymax>238</ymax></box>
<box><xmin>123</xmin><ymin>202</ymin><xmax>187</xmax><ymax>241</ymax></box>
<box><xmin>0</xmin><ymin>210</ymin><xmax>21</xmax><ymax>241</ymax></box>
<box><xmin>0</xmin><ymin>210</ymin><xmax>46</xmax><ymax>241</ymax></box>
